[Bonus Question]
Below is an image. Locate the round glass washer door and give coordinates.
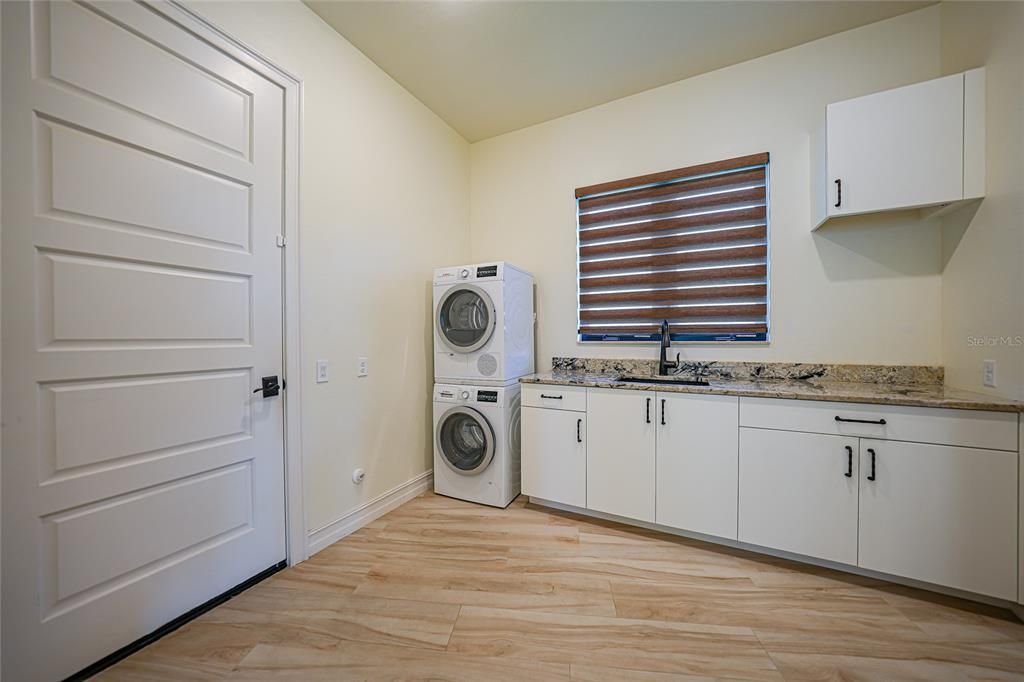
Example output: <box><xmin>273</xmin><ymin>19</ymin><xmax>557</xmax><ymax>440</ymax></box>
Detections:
<box><xmin>436</xmin><ymin>284</ymin><xmax>496</xmax><ymax>353</ymax></box>
<box><xmin>436</xmin><ymin>406</ymin><xmax>495</xmax><ymax>475</ymax></box>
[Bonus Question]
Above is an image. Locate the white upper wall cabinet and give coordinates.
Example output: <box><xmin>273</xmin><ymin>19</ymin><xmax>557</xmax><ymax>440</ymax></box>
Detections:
<box><xmin>811</xmin><ymin>68</ymin><xmax>985</xmax><ymax>230</ymax></box>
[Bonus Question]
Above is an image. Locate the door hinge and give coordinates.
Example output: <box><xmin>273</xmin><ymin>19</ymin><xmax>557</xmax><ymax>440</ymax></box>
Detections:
<box><xmin>276</xmin><ymin>235</ymin><xmax>286</xmax><ymax>247</ymax></box>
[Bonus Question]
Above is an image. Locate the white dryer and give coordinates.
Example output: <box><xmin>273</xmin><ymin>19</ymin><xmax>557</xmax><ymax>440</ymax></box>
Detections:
<box><xmin>433</xmin><ymin>262</ymin><xmax>534</xmax><ymax>386</ymax></box>
<box><xmin>433</xmin><ymin>382</ymin><xmax>521</xmax><ymax>508</ymax></box>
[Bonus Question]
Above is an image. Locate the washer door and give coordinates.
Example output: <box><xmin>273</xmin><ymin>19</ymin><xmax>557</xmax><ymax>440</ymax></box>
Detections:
<box><xmin>436</xmin><ymin>406</ymin><xmax>495</xmax><ymax>475</ymax></box>
<box><xmin>437</xmin><ymin>284</ymin><xmax>496</xmax><ymax>353</ymax></box>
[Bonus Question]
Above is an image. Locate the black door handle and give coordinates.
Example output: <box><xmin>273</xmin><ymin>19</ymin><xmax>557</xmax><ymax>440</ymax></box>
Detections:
<box><xmin>835</xmin><ymin>416</ymin><xmax>886</xmax><ymax>425</ymax></box>
<box><xmin>844</xmin><ymin>445</ymin><xmax>853</xmax><ymax>478</ymax></box>
<box><xmin>834</xmin><ymin>178</ymin><xmax>842</xmax><ymax>208</ymax></box>
<box><xmin>660</xmin><ymin>398</ymin><xmax>666</xmax><ymax>426</ymax></box>
<box><xmin>577</xmin><ymin>418</ymin><xmax>582</xmax><ymax>443</ymax></box>
<box><xmin>645</xmin><ymin>397</ymin><xmax>651</xmax><ymax>424</ymax></box>
<box><xmin>253</xmin><ymin>375</ymin><xmax>280</xmax><ymax>398</ymax></box>
<box><xmin>867</xmin><ymin>448</ymin><xmax>877</xmax><ymax>481</ymax></box>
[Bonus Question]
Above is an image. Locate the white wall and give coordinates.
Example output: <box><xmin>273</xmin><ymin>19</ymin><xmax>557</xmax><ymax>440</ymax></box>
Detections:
<box><xmin>469</xmin><ymin>7</ymin><xmax>944</xmax><ymax>369</ymax></box>
<box><xmin>939</xmin><ymin>2</ymin><xmax>1024</xmax><ymax>400</ymax></box>
<box><xmin>186</xmin><ymin>2</ymin><xmax>470</xmax><ymax>536</ymax></box>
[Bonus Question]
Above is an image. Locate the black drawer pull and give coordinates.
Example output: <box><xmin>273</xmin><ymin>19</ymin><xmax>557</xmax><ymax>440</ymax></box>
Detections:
<box><xmin>867</xmin><ymin>448</ymin><xmax>877</xmax><ymax>481</ymax></box>
<box><xmin>645</xmin><ymin>397</ymin><xmax>651</xmax><ymax>424</ymax></box>
<box><xmin>835</xmin><ymin>416</ymin><xmax>886</xmax><ymax>425</ymax></box>
<box><xmin>660</xmin><ymin>398</ymin><xmax>666</xmax><ymax>426</ymax></box>
<box><xmin>844</xmin><ymin>445</ymin><xmax>853</xmax><ymax>478</ymax></box>
<box><xmin>577</xmin><ymin>418</ymin><xmax>582</xmax><ymax>443</ymax></box>
<box><xmin>540</xmin><ymin>394</ymin><xmax>563</xmax><ymax>400</ymax></box>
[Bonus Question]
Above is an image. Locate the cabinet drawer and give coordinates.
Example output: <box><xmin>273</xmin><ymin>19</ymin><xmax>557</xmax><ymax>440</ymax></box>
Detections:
<box><xmin>740</xmin><ymin>397</ymin><xmax>1018</xmax><ymax>452</ymax></box>
<box><xmin>522</xmin><ymin>384</ymin><xmax>587</xmax><ymax>412</ymax></box>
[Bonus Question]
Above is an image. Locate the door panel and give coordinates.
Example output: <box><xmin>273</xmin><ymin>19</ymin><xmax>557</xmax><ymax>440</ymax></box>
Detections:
<box><xmin>2</xmin><ymin>2</ymin><xmax>288</xmax><ymax>679</ymax></box>
<box><xmin>587</xmin><ymin>388</ymin><xmax>656</xmax><ymax>522</ymax></box>
<box><xmin>827</xmin><ymin>73</ymin><xmax>963</xmax><ymax>216</ymax></box>
<box><xmin>739</xmin><ymin>428</ymin><xmax>858</xmax><ymax>565</ymax></box>
<box><xmin>859</xmin><ymin>440</ymin><xmax>1017</xmax><ymax>600</ymax></box>
<box><xmin>521</xmin><ymin>406</ymin><xmax>586</xmax><ymax>508</ymax></box>
<box><xmin>656</xmin><ymin>393</ymin><xmax>738</xmax><ymax>539</ymax></box>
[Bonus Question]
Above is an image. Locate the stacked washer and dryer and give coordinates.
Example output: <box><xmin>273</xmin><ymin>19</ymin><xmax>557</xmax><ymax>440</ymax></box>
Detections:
<box><xmin>432</xmin><ymin>262</ymin><xmax>534</xmax><ymax>508</ymax></box>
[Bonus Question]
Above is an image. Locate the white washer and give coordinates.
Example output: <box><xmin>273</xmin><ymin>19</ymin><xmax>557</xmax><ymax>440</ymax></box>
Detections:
<box><xmin>433</xmin><ymin>382</ymin><xmax>521</xmax><ymax>508</ymax></box>
<box><xmin>433</xmin><ymin>262</ymin><xmax>534</xmax><ymax>386</ymax></box>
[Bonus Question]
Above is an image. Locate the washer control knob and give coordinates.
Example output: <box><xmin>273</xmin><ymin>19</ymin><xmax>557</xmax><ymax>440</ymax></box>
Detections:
<box><xmin>459</xmin><ymin>268</ymin><xmax>470</xmax><ymax>279</ymax></box>
<box><xmin>460</xmin><ymin>390</ymin><xmax>470</xmax><ymax>400</ymax></box>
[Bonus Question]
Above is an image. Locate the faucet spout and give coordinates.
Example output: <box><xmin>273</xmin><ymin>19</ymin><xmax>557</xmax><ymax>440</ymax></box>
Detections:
<box><xmin>658</xmin><ymin>320</ymin><xmax>680</xmax><ymax>376</ymax></box>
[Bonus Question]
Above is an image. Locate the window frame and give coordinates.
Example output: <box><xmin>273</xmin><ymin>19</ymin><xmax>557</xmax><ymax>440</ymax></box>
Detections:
<box><xmin>575</xmin><ymin>156</ymin><xmax>771</xmax><ymax>344</ymax></box>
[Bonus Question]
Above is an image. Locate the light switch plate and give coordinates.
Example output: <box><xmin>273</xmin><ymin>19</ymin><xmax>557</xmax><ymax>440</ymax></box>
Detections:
<box><xmin>357</xmin><ymin>357</ymin><xmax>368</xmax><ymax>377</ymax></box>
<box><xmin>983</xmin><ymin>359</ymin><xmax>996</xmax><ymax>387</ymax></box>
<box><xmin>316</xmin><ymin>359</ymin><xmax>329</xmax><ymax>383</ymax></box>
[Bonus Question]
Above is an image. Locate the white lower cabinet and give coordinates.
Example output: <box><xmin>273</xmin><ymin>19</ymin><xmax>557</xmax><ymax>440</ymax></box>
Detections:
<box><xmin>739</xmin><ymin>428</ymin><xmax>859</xmax><ymax>565</ymax></box>
<box><xmin>522</xmin><ymin>385</ymin><xmax>1020</xmax><ymax>603</ymax></box>
<box><xmin>858</xmin><ymin>439</ymin><xmax>1018</xmax><ymax>600</ymax></box>
<box><xmin>656</xmin><ymin>393</ymin><xmax>739</xmax><ymax>539</ymax></box>
<box><xmin>521</xmin><ymin>405</ymin><xmax>586</xmax><ymax>508</ymax></box>
<box><xmin>587</xmin><ymin>388</ymin><xmax>656</xmax><ymax>522</ymax></box>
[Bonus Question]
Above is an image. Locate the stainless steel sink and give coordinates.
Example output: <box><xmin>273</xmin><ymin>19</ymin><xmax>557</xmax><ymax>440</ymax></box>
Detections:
<box><xmin>616</xmin><ymin>376</ymin><xmax>710</xmax><ymax>386</ymax></box>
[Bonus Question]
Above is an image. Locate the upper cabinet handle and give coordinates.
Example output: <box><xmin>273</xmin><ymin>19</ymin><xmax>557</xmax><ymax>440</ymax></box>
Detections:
<box><xmin>660</xmin><ymin>398</ymin><xmax>666</xmax><ymax>426</ymax></box>
<box><xmin>844</xmin><ymin>445</ymin><xmax>853</xmax><ymax>478</ymax></box>
<box><xmin>835</xmin><ymin>416</ymin><xmax>886</xmax><ymax>425</ymax></box>
<box><xmin>645</xmin><ymin>397</ymin><xmax>651</xmax><ymax>424</ymax></box>
<box><xmin>540</xmin><ymin>394</ymin><xmax>563</xmax><ymax>400</ymax></box>
<box><xmin>834</xmin><ymin>178</ymin><xmax>842</xmax><ymax>208</ymax></box>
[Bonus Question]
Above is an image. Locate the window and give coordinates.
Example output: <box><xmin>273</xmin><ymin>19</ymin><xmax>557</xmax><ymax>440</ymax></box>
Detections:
<box><xmin>576</xmin><ymin>152</ymin><xmax>769</xmax><ymax>342</ymax></box>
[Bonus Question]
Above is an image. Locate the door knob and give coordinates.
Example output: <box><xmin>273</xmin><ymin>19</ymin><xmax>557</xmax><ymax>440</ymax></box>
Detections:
<box><xmin>253</xmin><ymin>375</ymin><xmax>281</xmax><ymax>398</ymax></box>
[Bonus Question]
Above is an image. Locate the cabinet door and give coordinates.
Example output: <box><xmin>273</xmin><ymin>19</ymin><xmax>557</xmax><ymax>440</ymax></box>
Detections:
<box><xmin>656</xmin><ymin>393</ymin><xmax>738</xmax><ymax>539</ymax></box>
<box><xmin>739</xmin><ymin>428</ymin><xmax>859</xmax><ymax>564</ymax></box>
<box><xmin>859</xmin><ymin>440</ymin><xmax>1017</xmax><ymax>600</ymax></box>
<box><xmin>827</xmin><ymin>73</ymin><xmax>963</xmax><ymax>217</ymax></box>
<box><xmin>587</xmin><ymin>388</ymin><xmax>656</xmax><ymax>522</ymax></box>
<box><xmin>521</xmin><ymin>407</ymin><xmax>586</xmax><ymax>508</ymax></box>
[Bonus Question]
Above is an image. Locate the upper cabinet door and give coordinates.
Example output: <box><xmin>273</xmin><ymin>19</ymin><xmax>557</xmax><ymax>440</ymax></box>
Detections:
<box><xmin>825</xmin><ymin>73</ymin><xmax>964</xmax><ymax>220</ymax></box>
<box><xmin>587</xmin><ymin>388</ymin><xmax>656</xmax><ymax>523</ymax></box>
<box><xmin>656</xmin><ymin>393</ymin><xmax>738</xmax><ymax>539</ymax></box>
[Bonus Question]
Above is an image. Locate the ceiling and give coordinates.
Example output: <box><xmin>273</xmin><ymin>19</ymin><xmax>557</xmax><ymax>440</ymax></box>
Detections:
<box><xmin>305</xmin><ymin>1</ymin><xmax>933</xmax><ymax>142</ymax></box>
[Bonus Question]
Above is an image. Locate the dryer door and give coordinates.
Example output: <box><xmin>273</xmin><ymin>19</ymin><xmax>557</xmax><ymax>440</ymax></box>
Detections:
<box><xmin>437</xmin><ymin>284</ymin><xmax>496</xmax><ymax>353</ymax></box>
<box><xmin>436</xmin><ymin>406</ymin><xmax>495</xmax><ymax>475</ymax></box>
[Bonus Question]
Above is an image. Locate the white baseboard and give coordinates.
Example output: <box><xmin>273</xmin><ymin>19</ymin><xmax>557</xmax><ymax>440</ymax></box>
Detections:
<box><xmin>306</xmin><ymin>470</ymin><xmax>433</xmax><ymax>557</ymax></box>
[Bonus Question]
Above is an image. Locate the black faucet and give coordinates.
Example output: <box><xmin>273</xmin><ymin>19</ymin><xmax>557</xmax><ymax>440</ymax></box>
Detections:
<box><xmin>658</xmin><ymin>320</ymin><xmax>680</xmax><ymax>376</ymax></box>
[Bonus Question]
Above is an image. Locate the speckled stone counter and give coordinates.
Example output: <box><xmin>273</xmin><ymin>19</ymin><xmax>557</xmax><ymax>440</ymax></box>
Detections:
<box><xmin>521</xmin><ymin>371</ymin><xmax>1024</xmax><ymax>413</ymax></box>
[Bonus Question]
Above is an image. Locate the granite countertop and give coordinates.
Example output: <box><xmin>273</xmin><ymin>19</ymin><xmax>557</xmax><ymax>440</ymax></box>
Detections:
<box><xmin>520</xmin><ymin>371</ymin><xmax>1024</xmax><ymax>413</ymax></box>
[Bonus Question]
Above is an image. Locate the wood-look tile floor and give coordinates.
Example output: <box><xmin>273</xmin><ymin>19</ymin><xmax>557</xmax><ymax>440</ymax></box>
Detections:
<box><xmin>96</xmin><ymin>492</ymin><xmax>1024</xmax><ymax>681</ymax></box>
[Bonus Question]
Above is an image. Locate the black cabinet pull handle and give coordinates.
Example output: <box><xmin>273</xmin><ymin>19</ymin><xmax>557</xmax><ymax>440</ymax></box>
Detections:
<box><xmin>834</xmin><ymin>178</ymin><xmax>842</xmax><ymax>208</ymax></box>
<box><xmin>577</xmin><ymin>418</ymin><xmax>582</xmax><ymax>443</ymax></box>
<box><xmin>844</xmin><ymin>445</ymin><xmax>853</xmax><ymax>478</ymax></box>
<box><xmin>835</xmin><ymin>416</ymin><xmax>886</xmax><ymax>425</ymax></box>
<box><xmin>645</xmin><ymin>397</ymin><xmax>651</xmax><ymax>424</ymax></box>
<box><xmin>660</xmin><ymin>398</ymin><xmax>666</xmax><ymax>425</ymax></box>
<box><xmin>867</xmin><ymin>448</ymin><xmax>877</xmax><ymax>481</ymax></box>
<box><xmin>540</xmin><ymin>394</ymin><xmax>562</xmax><ymax>400</ymax></box>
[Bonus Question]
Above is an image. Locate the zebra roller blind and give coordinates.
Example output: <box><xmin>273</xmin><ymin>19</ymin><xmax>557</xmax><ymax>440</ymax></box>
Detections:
<box><xmin>576</xmin><ymin>152</ymin><xmax>769</xmax><ymax>342</ymax></box>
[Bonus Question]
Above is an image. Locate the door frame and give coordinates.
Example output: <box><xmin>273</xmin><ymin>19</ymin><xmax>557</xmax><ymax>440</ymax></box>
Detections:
<box><xmin>154</xmin><ymin>1</ymin><xmax>308</xmax><ymax>565</ymax></box>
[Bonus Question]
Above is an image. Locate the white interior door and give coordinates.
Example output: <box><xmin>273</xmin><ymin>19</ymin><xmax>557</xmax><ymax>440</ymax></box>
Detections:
<box><xmin>2</xmin><ymin>2</ymin><xmax>288</xmax><ymax>679</ymax></box>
